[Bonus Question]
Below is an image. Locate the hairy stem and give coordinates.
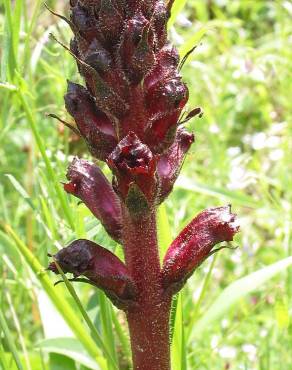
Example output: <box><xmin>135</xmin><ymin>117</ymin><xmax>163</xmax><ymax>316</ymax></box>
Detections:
<box><xmin>122</xmin><ymin>206</ymin><xmax>171</xmax><ymax>370</ymax></box>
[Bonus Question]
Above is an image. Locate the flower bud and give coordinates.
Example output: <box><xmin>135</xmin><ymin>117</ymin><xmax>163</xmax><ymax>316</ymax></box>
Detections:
<box><xmin>83</xmin><ymin>40</ymin><xmax>112</xmax><ymax>74</ymax></box>
<box><xmin>127</xmin><ymin>24</ymin><xmax>155</xmax><ymax>84</ymax></box>
<box><xmin>157</xmin><ymin>128</ymin><xmax>194</xmax><ymax>202</ymax></box>
<box><xmin>71</xmin><ymin>2</ymin><xmax>98</xmax><ymax>42</ymax></box>
<box><xmin>146</xmin><ymin>77</ymin><xmax>188</xmax><ymax>115</ymax></box>
<box><xmin>64</xmin><ymin>157</ymin><xmax>122</xmax><ymax>242</ymax></box>
<box><xmin>144</xmin><ymin>111</ymin><xmax>180</xmax><ymax>153</ymax></box>
<box><xmin>162</xmin><ymin>206</ymin><xmax>239</xmax><ymax>293</ymax></box>
<box><xmin>118</xmin><ymin>13</ymin><xmax>150</xmax><ymax>78</ymax></box>
<box><xmin>98</xmin><ymin>0</ymin><xmax>123</xmax><ymax>45</ymax></box>
<box><xmin>143</xmin><ymin>74</ymin><xmax>188</xmax><ymax>152</ymax></box>
<box><xmin>144</xmin><ymin>44</ymin><xmax>180</xmax><ymax>95</ymax></box>
<box><xmin>48</xmin><ymin>239</ymin><xmax>137</xmax><ymax>309</ymax></box>
<box><xmin>152</xmin><ymin>0</ymin><xmax>169</xmax><ymax>48</ymax></box>
<box><xmin>64</xmin><ymin>81</ymin><xmax>117</xmax><ymax>160</ymax></box>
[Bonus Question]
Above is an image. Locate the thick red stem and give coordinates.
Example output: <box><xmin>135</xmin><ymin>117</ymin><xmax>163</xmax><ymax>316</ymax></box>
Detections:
<box><xmin>122</xmin><ymin>206</ymin><xmax>171</xmax><ymax>370</ymax></box>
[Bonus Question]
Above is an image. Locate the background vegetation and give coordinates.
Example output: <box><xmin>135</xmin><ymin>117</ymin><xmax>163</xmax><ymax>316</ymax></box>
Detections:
<box><xmin>1</xmin><ymin>0</ymin><xmax>292</xmax><ymax>369</ymax></box>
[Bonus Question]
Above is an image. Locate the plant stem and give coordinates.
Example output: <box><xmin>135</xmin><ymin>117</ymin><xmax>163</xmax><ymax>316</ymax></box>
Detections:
<box><xmin>122</xmin><ymin>207</ymin><xmax>172</xmax><ymax>370</ymax></box>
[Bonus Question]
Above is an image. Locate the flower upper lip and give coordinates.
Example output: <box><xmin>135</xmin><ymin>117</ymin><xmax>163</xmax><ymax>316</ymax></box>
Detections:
<box><xmin>108</xmin><ymin>132</ymin><xmax>155</xmax><ymax>175</ymax></box>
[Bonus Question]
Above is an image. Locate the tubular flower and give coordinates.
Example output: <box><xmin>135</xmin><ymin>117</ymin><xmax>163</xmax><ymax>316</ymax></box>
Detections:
<box><xmin>47</xmin><ymin>1</ymin><xmax>240</xmax><ymax>369</ymax></box>
<box><xmin>107</xmin><ymin>132</ymin><xmax>157</xmax><ymax>205</ymax></box>
<box><xmin>162</xmin><ymin>206</ymin><xmax>240</xmax><ymax>293</ymax></box>
<box><xmin>157</xmin><ymin>128</ymin><xmax>194</xmax><ymax>202</ymax></box>
<box><xmin>48</xmin><ymin>239</ymin><xmax>137</xmax><ymax>309</ymax></box>
<box><xmin>63</xmin><ymin>157</ymin><xmax>122</xmax><ymax>241</ymax></box>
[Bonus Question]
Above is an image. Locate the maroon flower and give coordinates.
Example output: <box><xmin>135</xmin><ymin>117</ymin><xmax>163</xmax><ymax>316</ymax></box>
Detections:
<box><xmin>144</xmin><ymin>77</ymin><xmax>188</xmax><ymax>153</ymax></box>
<box><xmin>119</xmin><ymin>13</ymin><xmax>155</xmax><ymax>84</ymax></box>
<box><xmin>107</xmin><ymin>132</ymin><xmax>157</xmax><ymax>204</ymax></box>
<box><xmin>64</xmin><ymin>82</ymin><xmax>117</xmax><ymax>161</ymax></box>
<box><xmin>162</xmin><ymin>206</ymin><xmax>240</xmax><ymax>293</ymax></box>
<box><xmin>64</xmin><ymin>157</ymin><xmax>122</xmax><ymax>242</ymax></box>
<box><xmin>48</xmin><ymin>239</ymin><xmax>137</xmax><ymax>308</ymax></box>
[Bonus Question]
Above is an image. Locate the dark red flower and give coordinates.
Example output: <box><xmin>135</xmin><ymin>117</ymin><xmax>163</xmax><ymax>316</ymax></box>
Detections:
<box><xmin>48</xmin><ymin>239</ymin><xmax>137</xmax><ymax>308</ymax></box>
<box><xmin>64</xmin><ymin>157</ymin><xmax>122</xmax><ymax>242</ymax></box>
<box><xmin>162</xmin><ymin>206</ymin><xmax>240</xmax><ymax>292</ymax></box>
<box><xmin>107</xmin><ymin>132</ymin><xmax>156</xmax><ymax>203</ymax></box>
<box><xmin>64</xmin><ymin>82</ymin><xmax>117</xmax><ymax>160</ymax></box>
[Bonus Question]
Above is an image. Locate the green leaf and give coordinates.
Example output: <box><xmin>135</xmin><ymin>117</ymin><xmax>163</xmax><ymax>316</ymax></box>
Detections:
<box><xmin>168</xmin><ymin>0</ymin><xmax>188</xmax><ymax>28</ymax></box>
<box><xmin>5</xmin><ymin>174</ymin><xmax>35</xmax><ymax>210</ymax></box>
<box><xmin>53</xmin><ymin>261</ymin><xmax>118</xmax><ymax>370</ymax></box>
<box><xmin>49</xmin><ymin>353</ymin><xmax>77</xmax><ymax>370</ymax></box>
<box><xmin>38</xmin><ymin>338</ymin><xmax>100</xmax><ymax>370</ymax></box>
<box><xmin>189</xmin><ymin>256</ymin><xmax>292</xmax><ymax>341</ymax></box>
<box><xmin>0</xmin><ymin>309</ymin><xmax>24</xmax><ymax>370</ymax></box>
<box><xmin>16</xmin><ymin>86</ymin><xmax>75</xmax><ymax>230</ymax></box>
<box><xmin>176</xmin><ymin>176</ymin><xmax>259</xmax><ymax>207</ymax></box>
<box><xmin>157</xmin><ymin>205</ymin><xmax>186</xmax><ymax>367</ymax></box>
<box><xmin>171</xmin><ymin>293</ymin><xmax>186</xmax><ymax>370</ymax></box>
<box><xmin>0</xmin><ymin>82</ymin><xmax>18</xmax><ymax>91</ymax></box>
<box><xmin>98</xmin><ymin>293</ymin><xmax>118</xmax><ymax>370</ymax></box>
<box><xmin>179</xmin><ymin>26</ymin><xmax>208</xmax><ymax>57</ymax></box>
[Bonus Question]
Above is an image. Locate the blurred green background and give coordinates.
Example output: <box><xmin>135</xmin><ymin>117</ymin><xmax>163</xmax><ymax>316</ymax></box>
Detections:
<box><xmin>0</xmin><ymin>0</ymin><xmax>292</xmax><ymax>369</ymax></box>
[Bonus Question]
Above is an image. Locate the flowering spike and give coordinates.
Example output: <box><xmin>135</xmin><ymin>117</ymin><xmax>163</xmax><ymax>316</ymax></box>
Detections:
<box><xmin>162</xmin><ymin>206</ymin><xmax>240</xmax><ymax>293</ymax></box>
<box><xmin>64</xmin><ymin>157</ymin><xmax>122</xmax><ymax>242</ymax></box>
<box><xmin>48</xmin><ymin>239</ymin><xmax>137</xmax><ymax>309</ymax></box>
<box><xmin>46</xmin><ymin>1</ymin><xmax>241</xmax><ymax>368</ymax></box>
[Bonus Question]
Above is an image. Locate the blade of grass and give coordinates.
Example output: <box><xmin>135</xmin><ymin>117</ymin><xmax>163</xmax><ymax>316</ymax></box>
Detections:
<box><xmin>176</xmin><ymin>176</ymin><xmax>259</xmax><ymax>207</ymax></box>
<box><xmin>3</xmin><ymin>224</ymin><xmax>106</xmax><ymax>370</ymax></box>
<box><xmin>98</xmin><ymin>292</ymin><xmax>118</xmax><ymax>370</ymax></box>
<box><xmin>16</xmin><ymin>86</ymin><xmax>74</xmax><ymax>229</ymax></box>
<box><xmin>179</xmin><ymin>26</ymin><xmax>208</xmax><ymax>57</ymax></box>
<box><xmin>111</xmin><ymin>308</ymin><xmax>131</xmax><ymax>359</ymax></box>
<box><xmin>189</xmin><ymin>255</ymin><xmax>292</xmax><ymax>341</ymax></box>
<box><xmin>0</xmin><ymin>82</ymin><xmax>18</xmax><ymax>91</ymax></box>
<box><xmin>0</xmin><ymin>342</ymin><xmax>10</xmax><ymax>370</ymax></box>
<box><xmin>22</xmin><ymin>0</ymin><xmax>42</xmax><ymax>76</ymax></box>
<box><xmin>168</xmin><ymin>0</ymin><xmax>187</xmax><ymax>28</ymax></box>
<box><xmin>5</xmin><ymin>174</ymin><xmax>35</xmax><ymax>210</ymax></box>
<box><xmin>0</xmin><ymin>309</ymin><xmax>24</xmax><ymax>370</ymax></box>
<box><xmin>54</xmin><ymin>261</ymin><xmax>118</xmax><ymax>370</ymax></box>
<box><xmin>1</xmin><ymin>2</ymin><xmax>14</xmax><ymax>80</ymax></box>
<box><xmin>5</xmin><ymin>290</ymin><xmax>32</xmax><ymax>370</ymax></box>
<box><xmin>37</xmin><ymin>337</ymin><xmax>100</xmax><ymax>370</ymax></box>
<box><xmin>171</xmin><ymin>292</ymin><xmax>187</xmax><ymax>370</ymax></box>
<box><xmin>185</xmin><ymin>254</ymin><xmax>218</xmax><ymax>340</ymax></box>
<box><xmin>12</xmin><ymin>0</ymin><xmax>22</xmax><ymax>64</ymax></box>
<box><xmin>157</xmin><ymin>205</ymin><xmax>186</xmax><ymax>367</ymax></box>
